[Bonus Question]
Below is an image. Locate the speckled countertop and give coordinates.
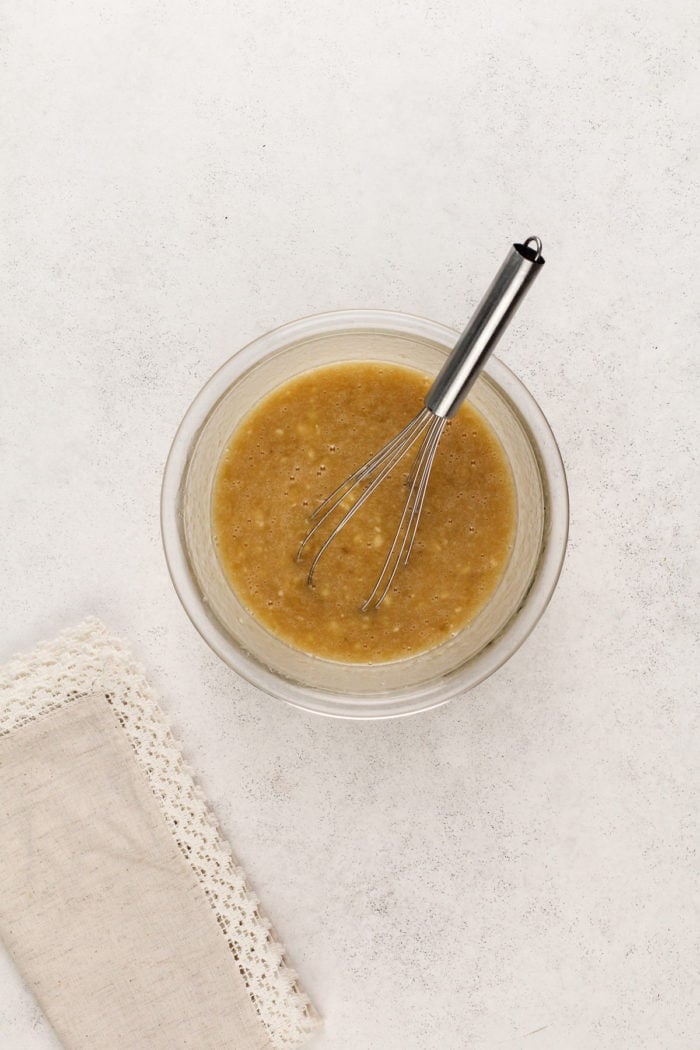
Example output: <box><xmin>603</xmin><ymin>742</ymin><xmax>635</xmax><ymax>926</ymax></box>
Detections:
<box><xmin>1</xmin><ymin>2</ymin><xmax>698</xmax><ymax>1048</ymax></box>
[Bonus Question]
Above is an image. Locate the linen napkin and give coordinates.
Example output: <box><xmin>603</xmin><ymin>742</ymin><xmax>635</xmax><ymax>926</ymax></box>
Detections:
<box><xmin>0</xmin><ymin>619</ymin><xmax>319</xmax><ymax>1050</ymax></box>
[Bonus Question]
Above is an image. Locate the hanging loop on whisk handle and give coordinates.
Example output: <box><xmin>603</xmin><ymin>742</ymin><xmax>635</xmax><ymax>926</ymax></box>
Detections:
<box><xmin>425</xmin><ymin>237</ymin><xmax>545</xmax><ymax>419</ymax></box>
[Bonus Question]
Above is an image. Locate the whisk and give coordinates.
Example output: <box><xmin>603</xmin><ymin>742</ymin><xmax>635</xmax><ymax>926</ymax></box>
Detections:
<box><xmin>297</xmin><ymin>236</ymin><xmax>545</xmax><ymax>610</ymax></box>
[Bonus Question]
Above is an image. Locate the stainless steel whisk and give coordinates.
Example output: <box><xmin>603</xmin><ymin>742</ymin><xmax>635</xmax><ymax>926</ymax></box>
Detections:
<box><xmin>297</xmin><ymin>237</ymin><xmax>545</xmax><ymax>610</ymax></box>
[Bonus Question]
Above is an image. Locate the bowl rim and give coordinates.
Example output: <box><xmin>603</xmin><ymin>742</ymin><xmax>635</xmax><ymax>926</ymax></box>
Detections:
<box><xmin>161</xmin><ymin>308</ymin><xmax>569</xmax><ymax>719</ymax></box>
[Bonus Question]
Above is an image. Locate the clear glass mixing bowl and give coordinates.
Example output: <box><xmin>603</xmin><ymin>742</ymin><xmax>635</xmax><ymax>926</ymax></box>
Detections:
<box><xmin>161</xmin><ymin>310</ymin><xmax>568</xmax><ymax>719</ymax></box>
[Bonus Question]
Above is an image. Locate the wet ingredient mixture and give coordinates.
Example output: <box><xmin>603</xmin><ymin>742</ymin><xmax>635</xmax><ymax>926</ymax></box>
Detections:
<box><xmin>212</xmin><ymin>361</ymin><xmax>515</xmax><ymax>662</ymax></box>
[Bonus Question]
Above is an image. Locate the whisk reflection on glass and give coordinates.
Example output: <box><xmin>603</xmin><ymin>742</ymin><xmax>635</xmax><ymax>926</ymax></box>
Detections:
<box><xmin>297</xmin><ymin>237</ymin><xmax>545</xmax><ymax>610</ymax></box>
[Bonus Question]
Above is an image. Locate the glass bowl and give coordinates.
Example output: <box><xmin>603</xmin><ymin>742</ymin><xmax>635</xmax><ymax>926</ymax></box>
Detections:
<box><xmin>161</xmin><ymin>310</ymin><xmax>568</xmax><ymax>719</ymax></box>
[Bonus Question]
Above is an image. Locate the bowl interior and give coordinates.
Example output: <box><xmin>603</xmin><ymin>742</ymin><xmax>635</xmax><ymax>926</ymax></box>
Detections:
<box><xmin>177</xmin><ymin>322</ymin><xmax>549</xmax><ymax>711</ymax></box>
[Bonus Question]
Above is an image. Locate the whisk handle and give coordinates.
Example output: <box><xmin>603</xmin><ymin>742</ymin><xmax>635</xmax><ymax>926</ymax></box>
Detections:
<box><xmin>425</xmin><ymin>237</ymin><xmax>545</xmax><ymax>418</ymax></box>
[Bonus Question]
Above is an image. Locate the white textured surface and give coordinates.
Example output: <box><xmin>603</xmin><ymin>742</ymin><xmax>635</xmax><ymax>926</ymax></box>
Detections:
<box><xmin>1</xmin><ymin>1</ymin><xmax>698</xmax><ymax>1048</ymax></box>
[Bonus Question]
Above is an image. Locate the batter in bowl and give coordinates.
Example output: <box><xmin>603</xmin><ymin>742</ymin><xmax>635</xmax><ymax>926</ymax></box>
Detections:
<box><xmin>212</xmin><ymin>361</ymin><xmax>515</xmax><ymax>662</ymax></box>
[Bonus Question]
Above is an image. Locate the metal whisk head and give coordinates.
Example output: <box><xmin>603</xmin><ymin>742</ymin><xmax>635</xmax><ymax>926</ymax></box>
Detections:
<box><xmin>297</xmin><ymin>236</ymin><xmax>545</xmax><ymax>610</ymax></box>
<box><xmin>297</xmin><ymin>407</ymin><xmax>448</xmax><ymax>610</ymax></box>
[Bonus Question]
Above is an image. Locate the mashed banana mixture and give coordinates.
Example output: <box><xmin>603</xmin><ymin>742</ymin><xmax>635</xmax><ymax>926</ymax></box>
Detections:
<box><xmin>212</xmin><ymin>362</ymin><xmax>515</xmax><ymax>662</ymax></box>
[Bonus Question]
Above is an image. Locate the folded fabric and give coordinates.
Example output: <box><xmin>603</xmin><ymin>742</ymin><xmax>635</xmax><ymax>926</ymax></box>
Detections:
<box><xmin>0</xmin><ymin>620</ymin><xmax>319</xmax><ymax>1049</ymax></box>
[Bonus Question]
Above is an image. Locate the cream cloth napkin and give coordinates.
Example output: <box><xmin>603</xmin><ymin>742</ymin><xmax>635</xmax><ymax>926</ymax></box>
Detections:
<box><xmin>0</xmin><ymin>620</ymin><xmax>319</xmax><ymax>1050</ymax></box>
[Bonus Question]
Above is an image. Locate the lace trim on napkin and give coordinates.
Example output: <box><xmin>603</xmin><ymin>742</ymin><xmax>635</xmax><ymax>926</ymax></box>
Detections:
<box><xmin>0</xmin><ymin>619</ymin><xmax>318</xmax><ymax>1049</ymax></box>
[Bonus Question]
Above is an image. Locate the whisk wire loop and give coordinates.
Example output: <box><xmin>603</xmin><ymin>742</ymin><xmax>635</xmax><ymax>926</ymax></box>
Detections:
<box><xmin>360</xmin><ymin>413</ymin><xmax>447</xmax><ymax>610</ymax></box>
<box><xmin>296</xmin><ymin>407</ymin><xmax>434</xmax><ymax>590</ymax></box>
